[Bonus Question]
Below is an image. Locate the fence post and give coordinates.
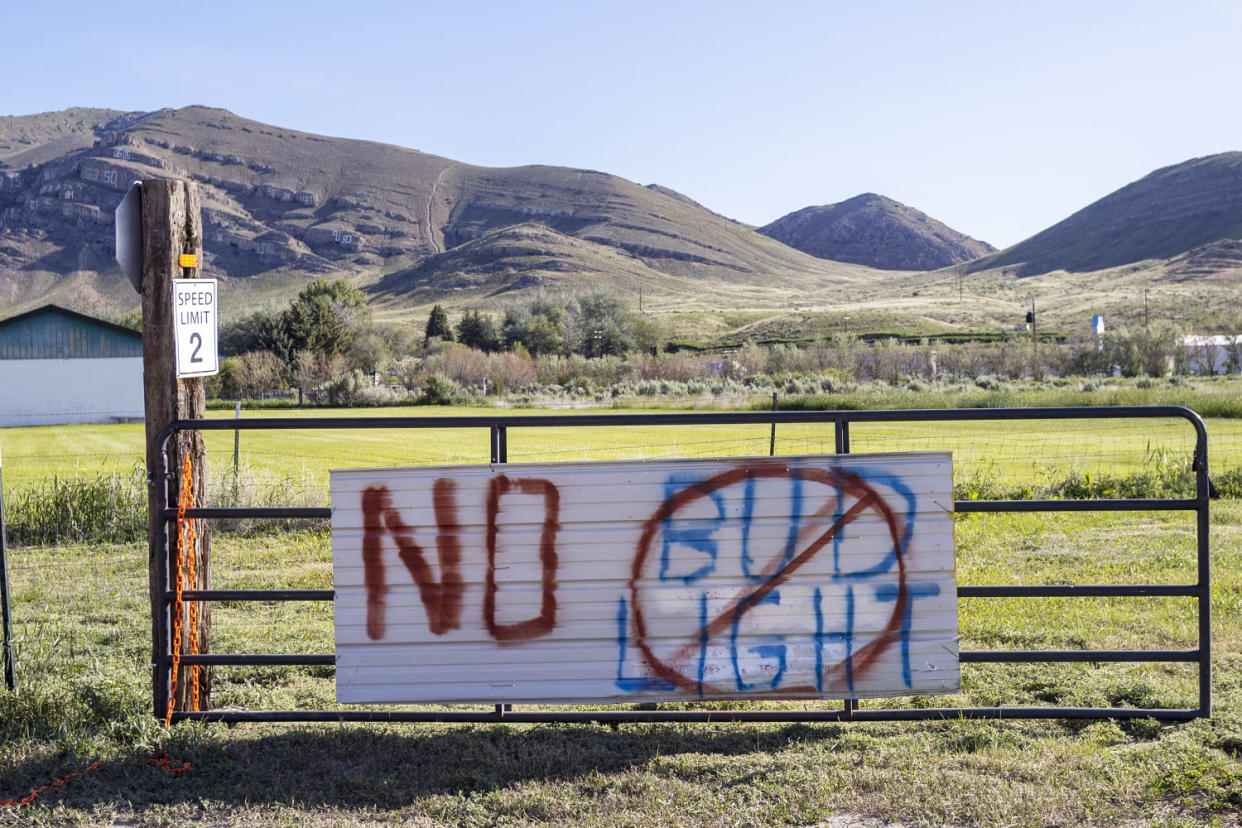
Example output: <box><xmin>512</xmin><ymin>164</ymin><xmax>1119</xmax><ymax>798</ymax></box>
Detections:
<box><xmin>232</xmin><ymin>401</ymin><xmax>241</xmax><ymax>503</ymax></box>
<box><xmin>0</xmin><ymin>445</ymin><xmax>14</xmax><ymax>691</ymax></box>
<box><xmin>769</xmin><ymin>392</ymin><xmax>778</xmax><ymax>456</ymax></box>
<box><xmin>490</xmin><ymin>422</ymin><xmax>511</xmax><ymax>717</ymax></box>
<box><xmin>140</xmin><ymin>179</ymin><xmax>211</xmax><ymax>719</ymax></box>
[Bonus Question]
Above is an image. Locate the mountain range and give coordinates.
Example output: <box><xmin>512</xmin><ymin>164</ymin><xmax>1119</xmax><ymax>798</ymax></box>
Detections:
<box><xmin>0</xmin><ymin>106</ymin><xmax>869</xmax><ymax>316</ymax></box>
<box><xmin>2</xmin><ymin>106</ymin><xmax>1241</xmax><ymax>335</ymax></box>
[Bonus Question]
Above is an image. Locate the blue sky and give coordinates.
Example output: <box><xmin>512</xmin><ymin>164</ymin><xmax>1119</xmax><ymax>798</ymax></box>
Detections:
<box><xmin>5</xmin><ymin>0</ymin><xmax>1240</xmax><ymax>247</ymax></box>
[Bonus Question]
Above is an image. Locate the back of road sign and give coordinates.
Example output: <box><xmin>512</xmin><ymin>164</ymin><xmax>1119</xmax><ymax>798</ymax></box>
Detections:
<box><xmin>115</xmin><ymin>183</ymin><xmax>143</xmax><ymax>294</ymax></box>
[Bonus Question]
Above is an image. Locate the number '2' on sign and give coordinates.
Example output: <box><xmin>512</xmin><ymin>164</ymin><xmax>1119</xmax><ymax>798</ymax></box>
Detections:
<box><xmin>173</xmin><ymin>278</ymin><xmax>220</xmax><ymax>378</ymax></box>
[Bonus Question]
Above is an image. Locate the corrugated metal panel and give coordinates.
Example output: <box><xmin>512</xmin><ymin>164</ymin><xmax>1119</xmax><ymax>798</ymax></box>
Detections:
<box><xmin>0</xmin><ymin>308</ymin><xmax>142</xmax><ymax>359</ymax></box>
<box><xmin>331</xmin><ymin>452</ymin><xmax>958</xmax><ymax>705</ymax></box>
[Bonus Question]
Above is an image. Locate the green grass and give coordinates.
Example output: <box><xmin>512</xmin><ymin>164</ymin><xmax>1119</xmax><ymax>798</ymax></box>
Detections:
<box><xmin>4</xmin><ymin>401</ymin><xmax>1241</xmax><ymax>499</ymax></box>
<box><xmin>3</xmin><ymin>505</ymin><xmax>1241</xmax><ymax>824</ymax></box>
<box><xmin>3</xmin><ymin>405</ymin><xmax>1242</xmax><ymax>823</ymax></box>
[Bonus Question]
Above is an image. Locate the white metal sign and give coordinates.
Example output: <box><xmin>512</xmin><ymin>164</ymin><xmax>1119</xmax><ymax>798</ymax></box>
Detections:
<box><xmin>172</xmin><ymin>278</ymin><xmax>219</xmax><ymax>378</ymax></box>
<box><xmin>331</xmin><ymin>452</ymin><xmax>958</xmax><ymax>705</ymax></box>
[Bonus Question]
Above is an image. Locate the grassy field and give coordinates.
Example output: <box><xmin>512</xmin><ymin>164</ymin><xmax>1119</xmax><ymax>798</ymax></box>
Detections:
<box><xmin>2</xmin><ymin>402</ymin><xmax>1241</xmax><ymax>492</ymax></box>
<box><xmin>2</xmin><ymin>404</ymin><xmax>1242</xmax><ymax>824</ymax></box>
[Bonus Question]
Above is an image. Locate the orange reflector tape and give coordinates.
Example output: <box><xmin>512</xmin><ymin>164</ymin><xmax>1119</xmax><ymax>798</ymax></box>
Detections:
<box><xmin>178</xmin><ymin>254</ymin><xmax>198</xmax><ymax>268</ymax></box>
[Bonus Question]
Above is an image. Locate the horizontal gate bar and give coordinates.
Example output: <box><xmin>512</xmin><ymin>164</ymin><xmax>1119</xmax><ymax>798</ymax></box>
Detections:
<box><xmin>178</xmin><ymin>654</ymin><xmax>335</xmax><ymax>666</ymax></box>
<box><xmin>958</xmin><ymin>584</ymin><xmax>1200</xmax><ymax>598</ymax></box>
<box><xmin>177</xmin><ymin>589</ymin><xmax>334</xmax><ymax>602</ymax></box>
<box><xmin>165</xmin><ymin>503</ymin><xmax>1201</xmax><ymax>520</ymax></box>
<box><xmin>161</xmin><ymin>404</ymin><xmax>1208</xmax><ymax>435</ymax></box>
<box><xmin>957</xmin><ymin>498</ymin><xmax>1198</xmax><ymax>513</ymax></box>
<box><xmin>163</xmin><ymin>507</ymin><xmax>331</xmax><ymax>519</ymax></box>
<box><xmin>174</xmin><ymin>650</ymin><xmax>1196</xmax><ymax>667</ymax></box>
<box><xmin>161</xmin><ymin>501</ymin><xmax>1204</xmax><ymax>527</ymax></box>
<box><xmin>961</xmin><ymin>649</ymin><xmax>1198</xmax><ymax>663</ymax></box>
<box><xmin>166</xmin><ymin>586</ymin><xmax>1202</xmax><ymax>603</ymax></box>
<box><xmin>172</xmin><ymin>706</ymin><xmax>1201</xmax><ymax>724</ymax></box>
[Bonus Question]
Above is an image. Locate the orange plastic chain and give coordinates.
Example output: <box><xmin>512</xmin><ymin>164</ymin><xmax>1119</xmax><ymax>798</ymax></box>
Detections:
<box><xmin>165</xmin><ymin>454</ymin><xmax>200</xmax><ymax>728</ymax></box>
<box><xmin>1</xmin><ymin>755</ymin><xmax>190</xmax><ymax>808</ymax></box>
<box><xmin>2</xmin><ymin>460</ymin><xmax>198</xmax><ymax>808</ymax></box>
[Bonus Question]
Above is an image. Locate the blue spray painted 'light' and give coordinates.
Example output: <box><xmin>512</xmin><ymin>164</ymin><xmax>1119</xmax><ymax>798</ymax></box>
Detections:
<box><xmin>874</xmin><ymin>582</ymin><xmax>941</xmax><ymax>687</ymax></box>
<box><xmin>696</xmin><ymin>591</ymin><xmax>708</xmax><ymax>697</ymax></box>
<box><xmin>730</xmin><ymin>590</ymin><xmax>787</xmax><ymax>691</ymax></box>
<box><xmin>614</xmin><ymin>597</ymin><xmax>676</xmax><ymax>693</ymax></box>
<box><xmin>813</xmin><ymin>584</ymin><xmax>855</xmax><ymax>693</ymax></box>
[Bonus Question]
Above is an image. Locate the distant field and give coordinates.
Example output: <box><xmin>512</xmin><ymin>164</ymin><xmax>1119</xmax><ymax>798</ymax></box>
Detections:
<box><xmin>1</xmin><ymin>405</ymin><xmax>1238</xmax><ymax>499</ymax></box>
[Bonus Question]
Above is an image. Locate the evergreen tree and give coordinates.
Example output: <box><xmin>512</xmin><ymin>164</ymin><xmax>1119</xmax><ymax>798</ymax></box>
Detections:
<box><xmin>285</xmin><ymin>295</ymin><xmax>353</xmax><ymax>354</ymax></box>
<box><xmin>455</xmin><ymin>310</ymin><xmax>500</xmax><ymax>352</ymax></box>
<box><xmin>424</xmin><ymin>304</ymin><xmax>455</xmax><ymax>345</ymax></box>
<box><xmin>296</xmin><ymin>278</ymin><xmax>368</xmax><ymax>313</ymax></box>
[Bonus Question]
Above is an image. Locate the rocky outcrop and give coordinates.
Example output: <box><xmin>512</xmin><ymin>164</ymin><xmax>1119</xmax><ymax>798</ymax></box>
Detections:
<box><xmin>760</xmin><ymin>193</ymin><xmax>994</xmax><ymax>270</ymax></box>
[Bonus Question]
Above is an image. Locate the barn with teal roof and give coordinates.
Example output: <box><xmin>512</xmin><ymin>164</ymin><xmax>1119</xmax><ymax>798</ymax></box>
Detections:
<box><xmin>0</xmin><ymin>305</ymin><xmax>143</xmax><ymax>426</ymax></box>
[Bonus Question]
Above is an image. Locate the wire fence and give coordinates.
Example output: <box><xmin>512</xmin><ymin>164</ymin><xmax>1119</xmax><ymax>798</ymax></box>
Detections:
<box><xmin>2</xmin><ymin>411</ymin><xmax>1239</xmax><ymax>547</ymax></box>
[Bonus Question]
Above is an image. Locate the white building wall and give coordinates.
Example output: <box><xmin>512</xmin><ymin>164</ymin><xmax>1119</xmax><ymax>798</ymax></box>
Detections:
<box><xmin>1182</xmin><ymin>335</ymin><xmax>1242</xmax><ymax>375</ymax></box>
<box><xmin>0</xmin><ymin>357</ymin><xmax>144</xmax><ymax>427</ymax></box>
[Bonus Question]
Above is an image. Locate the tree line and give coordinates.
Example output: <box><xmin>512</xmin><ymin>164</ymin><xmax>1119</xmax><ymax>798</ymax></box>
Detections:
<box><xmin>422</xmin><ymin>290</ymin><xmax>662</xmax><ymax>357</ymax></box>
<box><xmin>209</xmin><ymin>281</ymin><xmax>1234</xmax><ymax>405</ymax></box>
<box><xmin>211</xmin><ymin>283</ymin><xmax>663</xmax><ymax>402</ymax></box>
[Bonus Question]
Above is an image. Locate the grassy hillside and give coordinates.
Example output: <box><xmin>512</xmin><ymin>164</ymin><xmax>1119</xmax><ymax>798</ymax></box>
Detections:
<box><xmin>0</xmin><ymin>107</ymin><xmax>122</xmax><ymax>167</ymax></box>
<box><xmin>971</xmin><ymin>152</ymin><xmax>1242</xmax><ymax>276</ymax></box>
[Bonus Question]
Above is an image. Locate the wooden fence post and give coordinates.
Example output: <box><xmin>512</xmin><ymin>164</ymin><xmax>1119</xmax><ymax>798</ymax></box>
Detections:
<box><xmin>141</xmin><ymin>179</ymin><xmax>211</xmax><ymax>716</ymax></box>
<box><xmin>0</xmin><ymin>445</ymin><xmax>14</xmax><ymax>692</ymax></box>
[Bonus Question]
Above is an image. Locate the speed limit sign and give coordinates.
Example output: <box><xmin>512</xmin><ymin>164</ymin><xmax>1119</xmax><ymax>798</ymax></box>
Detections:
<box><xmin>172</xmin><ymin>278</ymin><xmax>219</xmax><ymax>378</ymax></box>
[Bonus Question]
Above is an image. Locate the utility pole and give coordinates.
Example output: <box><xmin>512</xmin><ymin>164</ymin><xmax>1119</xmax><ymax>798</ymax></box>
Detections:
<box><xmin>232</xmin><ymin>401</ymin><xmax>241</xmax><ymax>503</ymax></box>
<box><xmin>1144</xmin><ymin>289</ymin><xmax>1150</xmax><ymax>328</ymax></box>
<box><xmin>1028</xmin><ymin>297</ymin><xmax>1039</xmax><ymax>378</ymax></box>
<box><xmin>138</xmin><ymin>179</ymin><xmax>212</xmax><ymax>716</ymax></box>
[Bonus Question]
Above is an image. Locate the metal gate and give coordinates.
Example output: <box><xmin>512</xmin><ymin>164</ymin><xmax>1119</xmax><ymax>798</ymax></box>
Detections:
<box><xmin>153</xmin><ymin>405</ymin><xmax>1212</xmax><ymax>723</ymax></box>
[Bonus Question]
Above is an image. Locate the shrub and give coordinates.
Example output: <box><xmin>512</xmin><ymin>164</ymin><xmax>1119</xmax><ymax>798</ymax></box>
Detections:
<box><xmin>352</xmin><ymin>384</ymin><xmax>397</xmax><ymax>406</ymax></box>
<box><xmin>419</xmin><ymin>375</ymin><xmax>457</xmax><ymax>405</ymax></box>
